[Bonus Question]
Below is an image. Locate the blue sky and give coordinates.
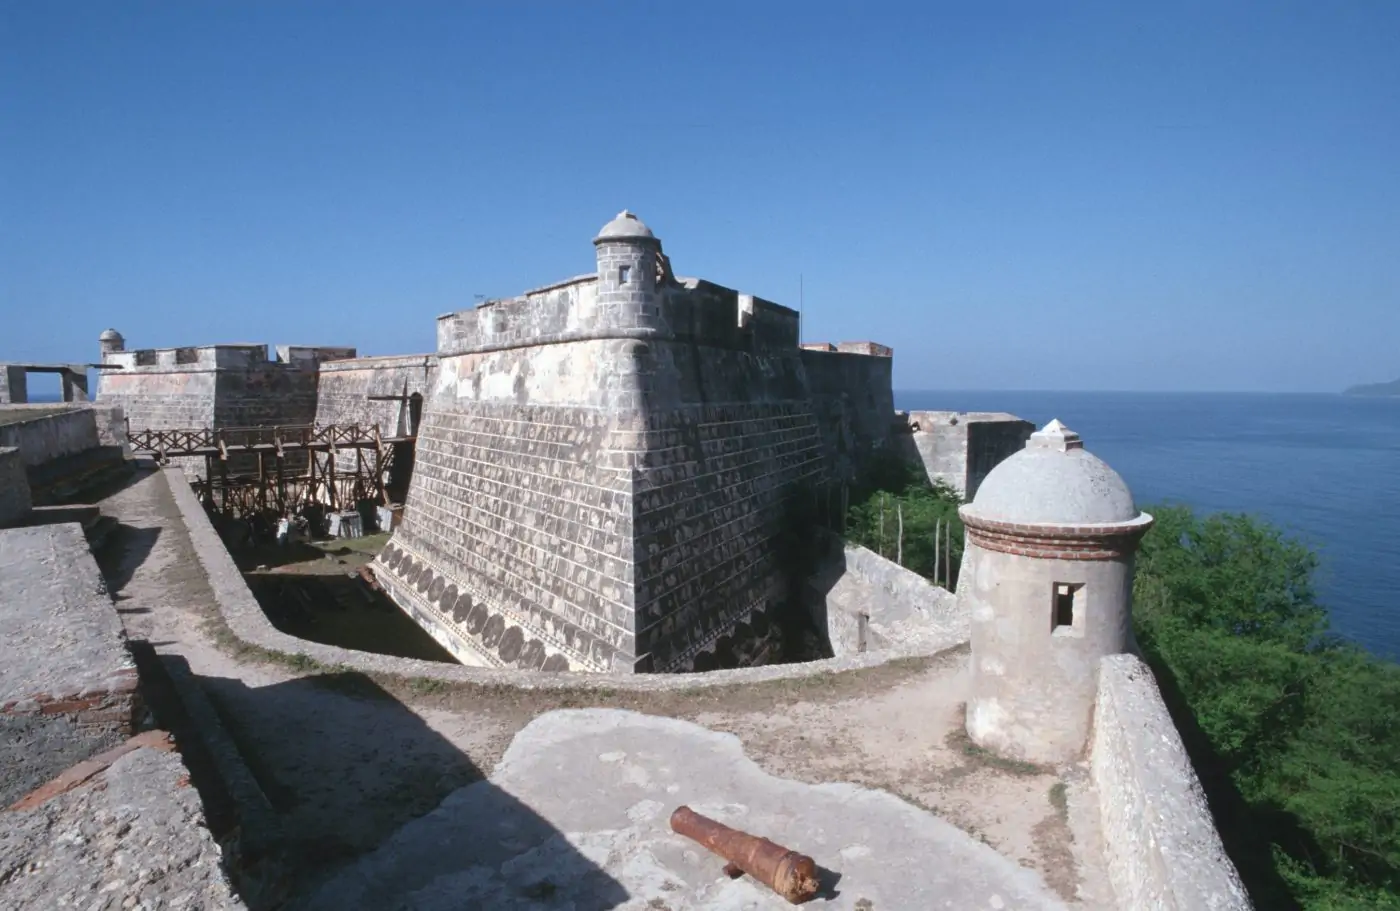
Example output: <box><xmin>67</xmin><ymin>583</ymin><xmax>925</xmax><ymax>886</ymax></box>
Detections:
<box><xmin>2</xmin><ymin>2</ymin><xmax>1397</xmax><ymax>393</ymax></box>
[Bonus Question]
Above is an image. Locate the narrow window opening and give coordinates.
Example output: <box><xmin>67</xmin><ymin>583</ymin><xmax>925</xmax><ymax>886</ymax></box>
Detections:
<box><xmin>1053</xmin><ymin>582</ymin><xmax>1080</xmax><ymax>631</ymax></box>
<box><xmin>618</xmin><ymin>265</ymin><xmax>631</xmax><ymax>284</ymax></box>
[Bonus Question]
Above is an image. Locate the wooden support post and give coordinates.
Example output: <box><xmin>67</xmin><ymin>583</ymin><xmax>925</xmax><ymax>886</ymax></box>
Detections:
<box><xmin>897</xmin><ymin>504</ymin><xmax>904</xmax><ymax>566</ymax></box>
<box><xmin>934</xmin><ymin>519</ymin><xmax>942</xmax><ymax>587</ymax></box>
<box><xmin>878</xmin><ymin>493</ymin><xmax>886</xmax><ymax>558</ymax></box>
<box><xmin>946</xmin><ymin>522</ymin><xmax>952</xmax><ymax>591</ymax></box>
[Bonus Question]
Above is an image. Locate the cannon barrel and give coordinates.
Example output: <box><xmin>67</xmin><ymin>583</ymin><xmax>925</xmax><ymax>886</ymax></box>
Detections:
<box><xmin>669</xmin><ymin>805</ymin><xmax>820</xmax><ymax>904</ymax></box>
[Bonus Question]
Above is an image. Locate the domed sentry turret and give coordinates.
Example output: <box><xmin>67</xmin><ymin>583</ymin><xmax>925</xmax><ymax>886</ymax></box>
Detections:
<box><xmin>956</xmin><ymin>419</ymin><xmax>1154</xmax><ymax>764</ymax></box>
<box><xmin>98</xmin><ymin>328</ymin><xmax>125</xmax><ymax>358</ymax></box>
<box><xmin>593</xmin><ymin>210</ymin><xmax>662</xmax><ymax>331</ymax></box>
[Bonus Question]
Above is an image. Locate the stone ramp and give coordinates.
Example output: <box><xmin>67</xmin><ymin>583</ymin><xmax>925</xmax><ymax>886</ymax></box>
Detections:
<box><xmin>305</xmin><ymin>708</ymin><xmax>1067</xmax><ymax>910</ymax></box>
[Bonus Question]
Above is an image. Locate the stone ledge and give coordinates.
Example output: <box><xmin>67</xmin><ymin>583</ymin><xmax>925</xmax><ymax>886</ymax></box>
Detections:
<box><xmin>1090</xmin><ymin>654</ymin><xmax>1252</xmax><ymax>910</ymax></box>
<box><xmin>0</xmin><ymin>669</ymin><xmax>140</xmax><ymax>733</ymax></box>
<box><xmin>0</xmin><ymin>523</ymin><xmax>139</xmax><ymax>733</ymax></box>
<box><xmin>163</xmin><ymin>465</ymin><xmax>960</xmax><ymax>692</ymax></box>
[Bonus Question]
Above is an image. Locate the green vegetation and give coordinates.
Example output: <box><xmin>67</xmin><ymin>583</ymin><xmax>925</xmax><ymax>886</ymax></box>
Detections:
<box><xmin>842</xmin><ymin>467</ymin><xmax>1400</xmax><ymax>908</ymax></box>
<box><xmin>1134</xmin><ymin>505</ymin><xmax>1400</xmax><ymax>909</ymax></box>
<box><xmin>842</xmin><ymin>452</ymin><xmax>966</xmax><ymax>586</ymax></box>
<box><xmin>1343</xmin><ymin>378</ymin><xmax>1400</xmax><ymax>397</ymax></box>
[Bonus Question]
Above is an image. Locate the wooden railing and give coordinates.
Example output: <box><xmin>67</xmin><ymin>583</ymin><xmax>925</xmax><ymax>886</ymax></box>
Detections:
<box><xmin>126</xmin><ymin>423</ymin><xmax>389</xmax><ymax>459</ymax></box>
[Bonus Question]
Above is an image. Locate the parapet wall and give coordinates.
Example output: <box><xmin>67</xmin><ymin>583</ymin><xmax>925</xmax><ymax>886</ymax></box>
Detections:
<box><xmin>98</xmin><ymin>343</ymin><xmax>353</xmax><ymax>433</ymax></box>
<box><xmin>435</xmin><ymin>276</ymin><xmax>800</xmax><ymax>357</ymax></box>
<box><xmin>0</xmin><ymin>447</ymin><xmax>30</xmax><ymax>527</ymax></box>
<box><xmin>1091</xmin><ymin>654</ymin><xmax>1251</xmax><ymax>911</ymax></box>
<box><xmin>0</xmin><ymin>407</ymin><xmax>101</xmax><ymax>467</ymax></box>
<box><xmin>804</xmin><ymin>530</ymin><xmax>965</xmax><ymax>657</ymax></box>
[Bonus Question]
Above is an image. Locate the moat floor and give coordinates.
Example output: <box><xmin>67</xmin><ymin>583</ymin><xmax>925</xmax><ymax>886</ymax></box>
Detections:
<box><xmin>98</xmin><ymin>468</ymin><xmax>1116</xmax><ymax>909</ymax></box>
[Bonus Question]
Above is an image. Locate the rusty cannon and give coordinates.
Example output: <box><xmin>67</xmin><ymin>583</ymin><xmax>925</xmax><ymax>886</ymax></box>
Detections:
<box><xmin>669</xmin><ymin>805</ymin><xmax>821</xmax><ymax>904</ymax></box>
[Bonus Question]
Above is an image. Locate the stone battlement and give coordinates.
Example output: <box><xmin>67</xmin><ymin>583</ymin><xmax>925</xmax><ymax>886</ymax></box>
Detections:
<box><xmin>102</xmin><ymin>343</ymin><xmax>355</xmax><ymax>372</ymax></box>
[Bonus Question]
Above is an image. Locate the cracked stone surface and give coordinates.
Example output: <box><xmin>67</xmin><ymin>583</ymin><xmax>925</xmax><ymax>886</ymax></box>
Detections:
<box><xmin>305</xmin><ymin>708</ymin><xmax>1069</xmax><ymax>911</ymax></box>
<box><xmin>0</xmin><ymin>745</ymin><xmax>243</xmax><ymax>910</ymax></box>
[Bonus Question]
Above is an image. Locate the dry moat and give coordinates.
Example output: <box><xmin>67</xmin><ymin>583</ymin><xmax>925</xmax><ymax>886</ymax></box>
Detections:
<box><xmin>230</xmin><ymin>532</ymin><xmax>457</xmax><ymax>664</ymax></box>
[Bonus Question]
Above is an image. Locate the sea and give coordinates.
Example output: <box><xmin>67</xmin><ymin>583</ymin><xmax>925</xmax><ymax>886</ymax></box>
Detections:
<box><xmin>897</xmin><ymin>391</ymin><xmax>1400</xmax><ymax>661</ymax></box>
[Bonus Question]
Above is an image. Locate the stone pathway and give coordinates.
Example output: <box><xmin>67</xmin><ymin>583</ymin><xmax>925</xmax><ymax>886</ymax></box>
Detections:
<box><xmin>306</xmin><ymin>708</ymin><xmax>1070</xmax><ymax>911</ymax></box>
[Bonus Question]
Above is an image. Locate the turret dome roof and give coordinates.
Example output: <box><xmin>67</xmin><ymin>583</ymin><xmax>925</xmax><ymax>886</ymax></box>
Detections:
<box><xmin>594</xmin><ymin>210</ymin><xmax>655</xmax><ymax>242</ymax></box>
<box><xmin>961</xmin><ymin>420</ymin><xmax>1142</xmax><ymax>526</ymax></box>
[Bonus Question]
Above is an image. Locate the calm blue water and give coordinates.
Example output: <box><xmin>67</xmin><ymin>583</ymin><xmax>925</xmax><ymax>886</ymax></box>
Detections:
<box><xmin>898</xmin><ymin>391</ymin><xmax>1400</xmax><ymax>660</ymax></box>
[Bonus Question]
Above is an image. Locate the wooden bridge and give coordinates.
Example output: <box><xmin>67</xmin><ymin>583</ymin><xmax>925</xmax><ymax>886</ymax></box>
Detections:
<box><xmin>126</xmin><ymin>423</ymin><xmax>414</xmax><ymax>522</ymax></box>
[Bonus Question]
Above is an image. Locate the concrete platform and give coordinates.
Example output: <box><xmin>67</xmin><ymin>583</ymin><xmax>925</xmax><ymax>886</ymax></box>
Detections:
<box><xmin>0</xmin><ymin>523</ymin><xmax>137</xmax><ymax>728</ymax></box>
<box><xmin>307</xmin><ymin>708</ymin><xmax>1069</xmax><ymax>910</ymax></box>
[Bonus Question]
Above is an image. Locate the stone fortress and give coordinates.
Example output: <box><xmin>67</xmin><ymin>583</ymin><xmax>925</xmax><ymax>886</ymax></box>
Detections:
<box><xmin>0</xmin><ymin>211</ymin><xmax>1251</xmax><ymax>909</ymax></box>
<box><xmin>87</xmin><ymin>211</ymin><xmax>1031</xmax><ymax>676</ymax></box>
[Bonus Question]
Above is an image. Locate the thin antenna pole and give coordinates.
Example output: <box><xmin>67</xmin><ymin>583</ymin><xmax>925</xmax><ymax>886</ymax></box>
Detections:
<box><xmin>799</xmin><ymin>273</ymin><xmax>804</xmax><ymax>344</ymax></box>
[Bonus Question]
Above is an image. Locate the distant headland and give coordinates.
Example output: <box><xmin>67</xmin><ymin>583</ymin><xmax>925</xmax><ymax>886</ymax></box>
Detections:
<box><xmin>1343</xmin><ymin>377</ymin><xmax>1400</xmax><ymax>397</ymax></box>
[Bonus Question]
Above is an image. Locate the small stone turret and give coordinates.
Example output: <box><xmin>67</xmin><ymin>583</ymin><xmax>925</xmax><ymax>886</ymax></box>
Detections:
<box><xmin>99</xmin><ymin>329</ymin><xmax>125</xmax><ymax>358</ymax></box>
<box><xmin>593</xmin><ymin>210</ymin><xmax>661</xmax><ymax>330</ymax></box>
<box><xmin>956</xmin><ymin>419</ymin><xmax>1153</xmax><ymax>764</ymax></box>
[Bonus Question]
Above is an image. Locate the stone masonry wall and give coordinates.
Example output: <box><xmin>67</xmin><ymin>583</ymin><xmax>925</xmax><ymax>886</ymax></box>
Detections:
<box><xmin>375</xmin><ymin>340</ymin><xmax>644</xmax><ymax>672</ymax></box>
<box><xmin>98</xmin><ymin>368</ymin><xmax>217</xmax><ymax>432</ymax></box>
<box><xmin>898</xmin><ymin>411</ymin><xmax>1034</xmax><ymax>498</ymax></box>
<box><xmin>213</xmin><ymin>365</ymin><xmax>319</xmax><ymax>428</ymax></box>
<box><xmin>0</xmin><ymin>366</ymin><xmax>27</xmax><ymax>404</ymax></box>
<box><xmin>314</xmin><ymin>355</ymin><xmax>436</xmax><ymax>435</ymax></box>
<box><xmin>800</xmin><ymin>347</ymin><xmax>895</xmax><ymax>484</ymax></box>
<box><xmin>0</xmin><ymin>446</ymin><xmax>31</xmax><ymax>527</ymax></box>
<box><xmin>803</xmin><ymin>529</ymin><xmax>965</xmax><ymax>658</ymax></box>
<box><xmin>0</xmin><ymin>408</ymin><xmax>101</xmax><ymax>467</ymax></box>
<box><xmin>629</xmin><ymin>343</ymin><xmax>826</xmax><ymax>672</ymax></box>
<box><xmin>375</xmin><ymin>331</ymin><xmax>829</xmax><ymax>674</ymax></box>
<box><xmin>1092</xmin><ymin>654</ymin><xmax>1252</xmax><ymax>910</ymax></box>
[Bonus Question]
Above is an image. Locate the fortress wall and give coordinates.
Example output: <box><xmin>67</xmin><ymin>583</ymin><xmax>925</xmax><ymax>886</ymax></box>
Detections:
<box><xmin>800</xmin><ymin>348</ymin><xmax>896</xmax><ymax>483</ymax></box>
<box><xmin>436</xmin><ymin>276</ymin><xmax>800</xmax><ymax>357</ymax></box>
<box><xmin>899</xmin><ymin>412</ymin><xmax>1034</xmax><ymax>498</ymax></box>
<box><xmin>1092</xmin><ymin>654</ymin><xmax>1252</xmax><ymax>911</ymax></box>
<box><xmin>374</xmin><ymin>339</ymin><xmax>646</xmax><ymax>672</ymax></box>
<box><xmin>314</xmin><ymin>355</ymin><xmax>436</xmax><ymax>434</ymax></box>
<box><xmin>212</xmin><ymin>364</ymin><xmax>319</xmax><ymax>428</ymax></box>
<box><xmin>0</xmin><ymin>447</ymin><xmax>31</xmax><ymax>527</ymax></box>
<box><xmin>375</xmin><ymin>328</ymin><xmax>829</xmax><ymax>674</ymax></box>
<box><xmin>0</xmin><ymin>366</ymin><xmax>26</xmax><ymax>403</ymax></box>
<box><xmin>97</xmin><ymin>367</ymin><xmax>218</xmax><ymax>431</ymax></box>
<box><xmin>0</xmin><ymin>408</ymin><xmax>101</xmax><ymax>467</ymax></box>
<box><xmin>629</xmin><ymin>343</ymin><xmax>825</xmax><ymax>671</ymax></box>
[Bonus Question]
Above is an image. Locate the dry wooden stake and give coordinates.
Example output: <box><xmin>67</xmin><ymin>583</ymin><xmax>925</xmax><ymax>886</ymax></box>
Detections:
<box><xmin>896</xmin><ymin>503</ymin><xmax>904</xmax><ymax>566</ymax></box>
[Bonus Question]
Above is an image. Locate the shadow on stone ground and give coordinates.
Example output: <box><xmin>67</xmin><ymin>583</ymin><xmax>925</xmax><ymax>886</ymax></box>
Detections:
<box><xmin>186</xmin><ymin>668</ymin><xmax>628</xmax><ymax>908</ymax></box>
<box><xmin>98</xmin><ymin>522</ymin><xmax>161</xmax><ymax>596</ymax></box>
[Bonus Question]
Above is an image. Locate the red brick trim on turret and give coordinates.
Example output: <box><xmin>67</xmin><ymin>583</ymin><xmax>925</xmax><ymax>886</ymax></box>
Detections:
<box><xmin>960</xmin><ymin>514</ymin><xmax>1154</xmax><ymax>562</ymax></box>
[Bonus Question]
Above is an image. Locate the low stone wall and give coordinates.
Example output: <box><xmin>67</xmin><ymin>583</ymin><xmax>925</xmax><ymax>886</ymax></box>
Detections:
<box><xmin>805</xmin><ymin>531</ymin><xmax>966</xmax><ymax>656</ymax></box>
<box><xmin>1090</xmin><ymin>654</ymin><xmax>1251</xmax><ymax>910</ymax></box>
<box><xmin>0</xmin><ymin>407</ymin><xmax>100</xmax><ymax>467</ymax></box>
<box><xmin>0</xmin><ymin>446</ymin><xmax>30</xmax><ymax>527</ymax></box>
<box><xmin>162</xmin><ymin>466</ymin><xmax>961</xmax><ymax>692</ymax></box>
